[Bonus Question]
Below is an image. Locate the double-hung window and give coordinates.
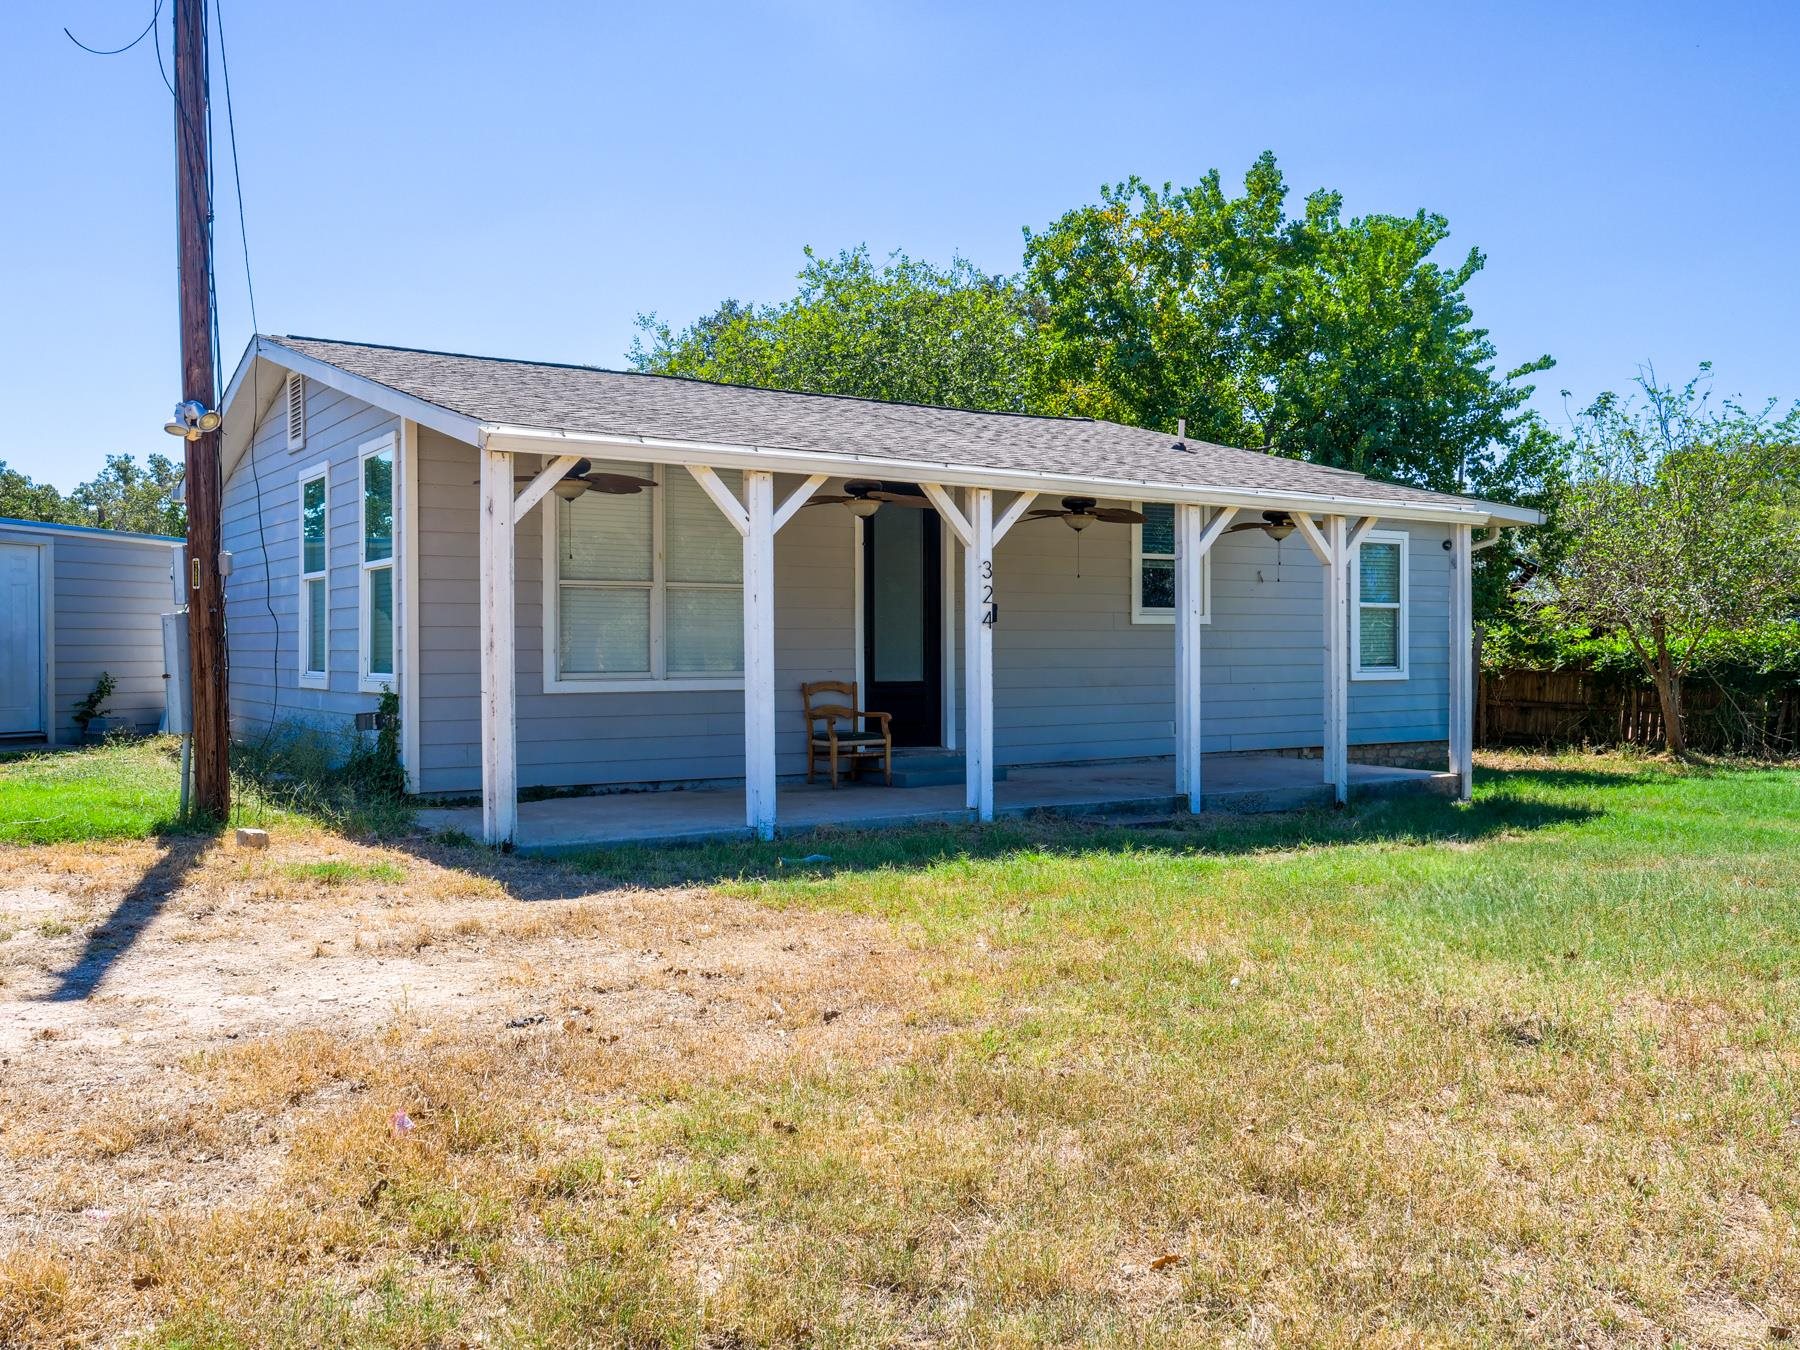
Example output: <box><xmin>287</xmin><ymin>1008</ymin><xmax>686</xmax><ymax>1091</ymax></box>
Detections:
<box><xmin>550</xmin><ymin>463</ymin><xmax>744</xmax><ymax>688</ymax></box>
<box><xmin>298</xmin><ymin>464</ymin><xmax>329</xmax><ymax>690</ymax></box>
<box><xmin>1351</xmin><ymin>530</ymin><xmax>1409</xmax><ymax>679</ymax></box>
<box><xmin>359</xmin><ymin>435</ymin><xmax>396</xmax><ymax>691</ymax></box>
<box><xmin>1131</xmin><ymin>502</ymin><xmax>1211</xmax><ymax>624</ymax></box>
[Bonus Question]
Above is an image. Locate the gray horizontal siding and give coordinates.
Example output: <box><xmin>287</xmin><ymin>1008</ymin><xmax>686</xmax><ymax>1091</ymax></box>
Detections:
<box><xmin>414</xmin><ymin>431</ymin><xmax>855</xmax><ymax>794</ymax></box>
<box><xmin>222</xmin><ymin>376</ymin><xmax>399</xmax><ymax>745</ymax></box>
<box><xmin>0</xmin><ymin>526</ymin><xmax>179</xmax><ymax>741</ymax></box>
<box><xmin>414</xmin><ymin>443</ymin><xmax>1452</xmax><ymax>795</ymax></box>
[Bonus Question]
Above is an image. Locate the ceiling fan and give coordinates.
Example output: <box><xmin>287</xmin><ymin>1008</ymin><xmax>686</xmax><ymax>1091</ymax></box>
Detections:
<box><xmin>803</xmin><ymin>479</ymin><xmax>934</xmax><ymax>518</ymax></box>
<box><xmin>1225</xmin><ymin>509</ymin><xmax>1297</xmax><ymax>540</ymax></box>
<box><xmin>1022</xmin><ymin>496</ymin><xmax>1146</xmax><ymax>532</ymax></box>
<box><xmin>510</xmin><ymin>459</ymin><xmax>658</xmax><ymax>503</ymax></box>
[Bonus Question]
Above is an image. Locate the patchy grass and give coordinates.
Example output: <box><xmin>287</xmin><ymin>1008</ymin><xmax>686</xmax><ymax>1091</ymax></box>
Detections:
<box><xmin>2</xmin><ymin>753</ymin><xmax>1799</xmax><ymax>1345</ymax></box>
<box><xmin>0</xmin><ymin>737</ymin><xmax>192</xmax><ymax>844</ymax></box>
<box><xmin>278</xmin><ymin>860</ymin><xmax>407</xmax><ymax>886</ymax></box>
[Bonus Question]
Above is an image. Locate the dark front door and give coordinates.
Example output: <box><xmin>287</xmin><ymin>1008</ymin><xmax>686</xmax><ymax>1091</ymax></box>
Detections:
<box><xmin>863</xmin><ymin>493</ymin><xmax>942</xmax><ymax>747</ymax></box>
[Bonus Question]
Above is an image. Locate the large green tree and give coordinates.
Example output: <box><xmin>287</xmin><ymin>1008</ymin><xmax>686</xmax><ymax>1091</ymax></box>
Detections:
<box><xmin>1022</xmin><ymin>152</ymin><xmax>1557</xmax><ymax>505</ymax></box>
<box><xmin>0</xmin><ymin>460</ymin><xmax>74</xmax><ymax>525</ymax></box>
<box><xmin>0</xmin><ymin>453</ymin><xmax>185</xmax><ymax>534</ymax></box>
<box><xmin>1545</xmin><ymin>367</ymin><xmax>1800</xmax><ymax>754</ymax></box>
<box><xmin>631</xmin><ymin>246</ymin><xmax>1043</xmax><ymax>412</ymax></box>
<box><xmin>69</xmin><ymin>453</ymin><xmax>186</xmax><ymax>535</ymax></box>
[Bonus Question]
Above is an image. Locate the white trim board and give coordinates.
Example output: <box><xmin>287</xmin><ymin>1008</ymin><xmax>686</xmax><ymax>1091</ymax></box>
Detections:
<box><xmin>295</xmin><ymin>460</ymin><xmax>330</xmax><ymax>691</ymax></box>
<box><xmin>1349</xmin><ymin>528</ymin><xmax>1411</xmax><ymax>681</ymax></box>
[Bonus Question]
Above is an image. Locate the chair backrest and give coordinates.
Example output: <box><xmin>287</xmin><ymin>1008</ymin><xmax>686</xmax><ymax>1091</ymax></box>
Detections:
<box><xmin>801</xmin><ymin>679</ymin><xmax>858</xmax><ymax>728</ymax></box>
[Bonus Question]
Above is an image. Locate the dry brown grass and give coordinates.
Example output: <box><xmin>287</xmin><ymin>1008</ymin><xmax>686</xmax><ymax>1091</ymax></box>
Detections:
<box><xmin>2</xmin><ymin>754</ymin><xmax>1799</xmax><ymax>1345</ymax></box>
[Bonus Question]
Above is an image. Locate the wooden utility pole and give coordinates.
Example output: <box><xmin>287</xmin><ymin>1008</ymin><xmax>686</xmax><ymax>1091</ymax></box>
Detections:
<box><xmin>174</xmin><ymin>0</ymin><xmax>230</xmax><ymax>818</ymax></box>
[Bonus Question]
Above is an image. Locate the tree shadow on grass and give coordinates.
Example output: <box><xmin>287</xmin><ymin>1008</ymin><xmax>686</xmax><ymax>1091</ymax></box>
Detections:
<box><xmin>41</xmin><ymin>837</ymin><xmax>213</xmax><ymax>1002</ymax></box>
<box><xmin>397</xmin><ymin>765</ymin><xmax>1614</xmax><ymax>897</ymax></box>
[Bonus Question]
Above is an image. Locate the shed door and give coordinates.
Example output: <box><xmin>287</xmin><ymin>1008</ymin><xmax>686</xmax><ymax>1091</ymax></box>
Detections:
<box><xmin>0</xmin><ymin>543</ymin><xmax>43</xmax><ymax>736</ymax></box>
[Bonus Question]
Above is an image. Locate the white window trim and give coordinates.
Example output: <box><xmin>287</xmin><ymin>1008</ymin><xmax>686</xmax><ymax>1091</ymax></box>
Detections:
<box><xmin>541</xmin><ymin>463</ymin><xmax>747</xmax><ymax>694</ymax></box>
<box><xmin>1351</xmin><ymin>528</ymin><xmax>1410</xmax><ymax>681</ymax></box>
<box><xmin>1130</xmin><ymin>502</ymin><xmax>1211</xmax><ymax>626</ymax></box>
<box><xmin>285</xmin><ymin>373</ymin><xmax>306</xmax><ymax>452</ymax></box>
<box><xmin>357</xmin><ymin>432</ymin><xmax>398</xmax><ymax>694</ymax></box>
<box><xmin>296</xmin><ymin>460</ymin><xmax>329</xmax><ymax>691</ymax></box>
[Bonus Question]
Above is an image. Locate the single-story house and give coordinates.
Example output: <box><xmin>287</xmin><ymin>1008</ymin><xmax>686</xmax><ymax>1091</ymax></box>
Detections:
<box><xmin>215</xmin><ymin>335</ymin><xmax>1538</xmax><ymax>847</ymax></box>
<box><xmin>0</xmin><ymin>518</ymin><xmax>182</xmax><ymax>744</ymax></box>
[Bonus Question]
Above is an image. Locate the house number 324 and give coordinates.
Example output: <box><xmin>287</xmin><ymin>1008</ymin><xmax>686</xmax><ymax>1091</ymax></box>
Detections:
<box><xmin>980</xmin><ymin>559</ymin><xmax>998</xmax><ymax>627</ymax></box>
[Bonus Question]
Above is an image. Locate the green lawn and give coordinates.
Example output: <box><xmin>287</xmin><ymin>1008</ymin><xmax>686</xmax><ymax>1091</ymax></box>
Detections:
<box><xmin>0</xmin><ymin>737</ymin><xmax>191</xmax><ymax>845</ymax></box>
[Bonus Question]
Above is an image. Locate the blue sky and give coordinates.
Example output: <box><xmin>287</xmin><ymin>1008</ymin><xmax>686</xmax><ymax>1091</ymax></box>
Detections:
<box><xmin>4</xmin><ymin>0</ymin><xmax>1795</xmax><ymax>490</ymax></box>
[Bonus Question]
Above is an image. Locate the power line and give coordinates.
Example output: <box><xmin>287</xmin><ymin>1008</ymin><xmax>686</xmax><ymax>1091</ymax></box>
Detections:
<box><xmin>64</xmin><ymin>0</ymin><xmax>162</xmax><ymax>57</ymax></box>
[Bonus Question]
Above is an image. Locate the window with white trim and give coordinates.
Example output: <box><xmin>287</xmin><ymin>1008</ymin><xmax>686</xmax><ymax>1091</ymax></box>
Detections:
<box><xmin>298</xmin><ymin>465</ymin><xmax>328</xmax><ymax>689</ymax></box>
<box><xmin>358</xmin><ymin>437</ymin><xmax>395</xmax><ymax>689</ymax></box>
<box><xmin>1130</xmin><ymin>502</ymin><xmax>1211</xmax><ymax>625</ymax></box>
<box><xmin>551</xmin><ymin>463</ymin><xmax>744</xmax><ymax>685</ymax></box>
<box><xmin>1351</xmin><ymin>530</ymin><xmax>1409</xmax><ymax>679</ymax></box>
<box><xmin>285</xmin><ymin>374</ymin><xmax>306</xmax><ymax>451</ymax></box>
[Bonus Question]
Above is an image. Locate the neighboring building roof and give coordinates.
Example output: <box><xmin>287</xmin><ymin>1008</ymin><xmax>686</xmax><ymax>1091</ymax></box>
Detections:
<box><xmin>227</xmin><ymin>334</ymin><xmax>1539</xmax><ymax>525</ymax></box>
<box><xmin>0</xmin><ymin>517</ymin><xmax>181</xmax><ymax>545</ymax></box>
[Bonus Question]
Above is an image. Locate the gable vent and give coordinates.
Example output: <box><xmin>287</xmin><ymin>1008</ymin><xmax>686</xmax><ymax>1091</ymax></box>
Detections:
<box><xmin>285</xmin><ymin>373</ymin><xmax>306</xmax><ymax>451</ymax></box>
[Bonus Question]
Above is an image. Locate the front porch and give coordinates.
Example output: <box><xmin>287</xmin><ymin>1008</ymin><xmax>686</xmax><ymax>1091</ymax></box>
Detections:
<box><xmin>419</xmin><ymin>753</ymin><xmax>1455</xmax><ymax>853</ymax></box>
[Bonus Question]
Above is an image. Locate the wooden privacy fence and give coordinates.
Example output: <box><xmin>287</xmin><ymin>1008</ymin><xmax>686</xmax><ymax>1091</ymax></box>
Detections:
<box><xmin>1478</xmin><ymin>666</ymin><xmax>1800</xmax><ymax>756</ymax></box>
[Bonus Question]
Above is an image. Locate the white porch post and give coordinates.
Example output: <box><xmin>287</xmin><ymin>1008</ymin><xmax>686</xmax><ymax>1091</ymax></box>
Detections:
<box><xmin>1323</xmin><ymin>513</ymin><xmax>1350</xmax><ymax>803</ymax></box>
<box><xmin>964</xmin><ymin>487</ymin><xmax>995</xmax><ymax>819</ymax></box>
<box><xmin>477</xmin><ymin>447</ymin><xmax>517</xmax><ymax>845</ymax></box>
<box><xmin>743</xmin><ymin>470</ymin><xmax>777</xmax><ymax>839</ymax></box>
<box><xmin>1449</xmin><ymin>523</ymin><xmax>1475</xmax><ymax>802</ymax></box>
<box><xmin>941</xmin><ymin>518</ymin><xmax>958</xmax><ymax>750</ymax></box>
<box><xmin>1174</xmin><ymin>503</ymin><xmax>1205</xmax><ymax>812</ymax></box>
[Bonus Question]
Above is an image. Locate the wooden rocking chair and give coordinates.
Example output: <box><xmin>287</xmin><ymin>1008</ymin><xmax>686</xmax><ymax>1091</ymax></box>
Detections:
<box><xmin>802</xmin><ymin>680</ymin><xmax>893</xmax><ymax>787</ymax></box>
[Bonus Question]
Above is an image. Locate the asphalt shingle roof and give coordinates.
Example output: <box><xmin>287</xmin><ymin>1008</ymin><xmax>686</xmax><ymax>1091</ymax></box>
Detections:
<box><xmin>264</xmin><ymin>335</ymin><xmax>1526</xmax><ymax>520</ymax></box>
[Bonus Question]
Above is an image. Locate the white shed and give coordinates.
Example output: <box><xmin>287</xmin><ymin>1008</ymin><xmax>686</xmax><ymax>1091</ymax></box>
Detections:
<box><xmin>0</xmin><ymin>518</ymin><xmax>181</xmax><ymax>745</ymax></box>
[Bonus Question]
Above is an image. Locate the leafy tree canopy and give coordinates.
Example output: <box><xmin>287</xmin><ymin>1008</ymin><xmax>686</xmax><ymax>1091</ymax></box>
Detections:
<box><xmin>1022</xmin><ymin>152</ymin><xmax>1558</xmax><ymax>505</ymax></box>
<box><xmin>1539</xmin><ymin>365</ymin><xmax>1800</xmax><ymax>752</ymax></box>
<box><xmin>631</xmin><ymin>246</ymin><xmax>1043</xmax><ymax>412</ymax></box>
<box><xmin>0</xmin><ymin>453</ymin><xmax>185</xmax><ymax>536</ymax></box>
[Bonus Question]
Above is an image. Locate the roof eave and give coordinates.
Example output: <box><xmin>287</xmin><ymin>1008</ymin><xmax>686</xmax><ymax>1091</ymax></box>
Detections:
<box><xmin>479</xmin><ymin>422</ymin><xmax>1525</xmax><ymax>527</ymax></box>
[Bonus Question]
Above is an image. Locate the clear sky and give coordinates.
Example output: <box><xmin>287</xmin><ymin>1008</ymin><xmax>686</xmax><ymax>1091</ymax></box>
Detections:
<box><xmin>4</xmin><ymin>0</ymin><xmax>1795</xmax><ymax>490</ymax></box>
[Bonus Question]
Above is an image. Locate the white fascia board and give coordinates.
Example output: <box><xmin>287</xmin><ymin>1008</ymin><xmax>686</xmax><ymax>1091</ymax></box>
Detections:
<box><xmin>478</xmin><ymin>423</ymin><xmax>1519</xmax><ymax>527</ymax></box>
<box><xmin>220</xmin><ymin>337</ymin><xmax>485</xmax><ymax>485</ymax></box>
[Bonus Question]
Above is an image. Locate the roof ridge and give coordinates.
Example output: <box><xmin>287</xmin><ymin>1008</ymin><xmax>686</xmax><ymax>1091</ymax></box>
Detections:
<box><xmin>270</xmin><ymin>334</ymin><xmax>1114</xmax><ymax>429</ymax></box>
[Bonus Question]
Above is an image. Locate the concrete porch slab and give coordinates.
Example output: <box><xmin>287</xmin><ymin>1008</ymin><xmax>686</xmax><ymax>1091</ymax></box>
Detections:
<box><xmin>415</xmin><ymin>754</ymin><xmax>1455</xmax><ymax>854</ymax></box>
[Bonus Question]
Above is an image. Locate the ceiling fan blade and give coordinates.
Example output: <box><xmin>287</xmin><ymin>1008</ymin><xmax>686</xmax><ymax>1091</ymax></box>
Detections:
<box><xmin>1224</xmin><ymin>521</ymin><xmax>1264</xmax><ymax>532</ymax></box>
<box><xmin>1093</xmin><ymin>508</ymin><xmax>1146</xmax><ymax>524</ymax></box>
<box><xmin>582</xmin><ymin>472</ymin><xmax>659</xmax><ymax>492</ymax></box>
<box><xmin>805</xmin><ymin>495</ymin><xmax>855</xmax><ymax>506</ymax></box>
<box><xmin>1023</xmin><ymin>509</ymin><xmax>1070</xmax><ymax>519</ymax></box>
<box><xmin>867</xmin><ymin>491</ymin><xmax>933</xmax><ymax>507</ymax></box>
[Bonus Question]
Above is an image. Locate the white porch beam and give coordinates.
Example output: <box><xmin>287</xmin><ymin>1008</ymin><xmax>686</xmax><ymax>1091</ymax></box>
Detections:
<box><xmin>1346</xmin><ymin>514</ymin><xmax>1382</xmax><ymax>552</ymax></box>
<box><xmin>1449</xmin><ymin>523</ymin><xmax>1475</xmax><ymax>803</ymax></box>
<box><xmin>963</xmin><ymin>487</ymin><xmax>996</xmax><ymax>818</ymax></box>
<box><xmin>1322</xmin><ymin>514</ymin><xmax>1350</xmax><ymax>803</ymax></box>
<box><xmin>1174</xmin><ymin>504</ymin><xmax>1206</xmax><ymax>812</ymax></box>
<box><xmin>920</xmin><ymin>482</ymin><xmax>974</xmax><ymax>548</ymax></box>
<box><xmin>478</xmin><ymin>448</ymin><xmax>518</xmax><ymax>845</ymax></box>
<box><xmin>992</xmin><ymin>490</ymin><xmax>1040</xmax><ymax>543</ymax></box>
<box><xmin>1193</xmin><ymin>504</ymin><xmax>1240</xmax><ymax>557</ymax></box>
<box><xmin>687</xmin><ymin>464</ymin><xmax>750</xmax><ymax>536</ymax></box>
<box><xmin>1291</xmin><ymin>511</ymin><xmax>1333</xmax><ymax>566</ymax></box>
<box><xmin>743</xmin><ymin>471</ymin><xmax>778</xmax><ymax>839</ymax></box>
<box><xmin>511</xmin><ymin>453</ymin><xmax>584</xmax><ymax>525</ymax></box>
<box><xmin>773</xmin><ymin>473</ymin><xmax>830</xmax><ymax>533</ymax></box>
